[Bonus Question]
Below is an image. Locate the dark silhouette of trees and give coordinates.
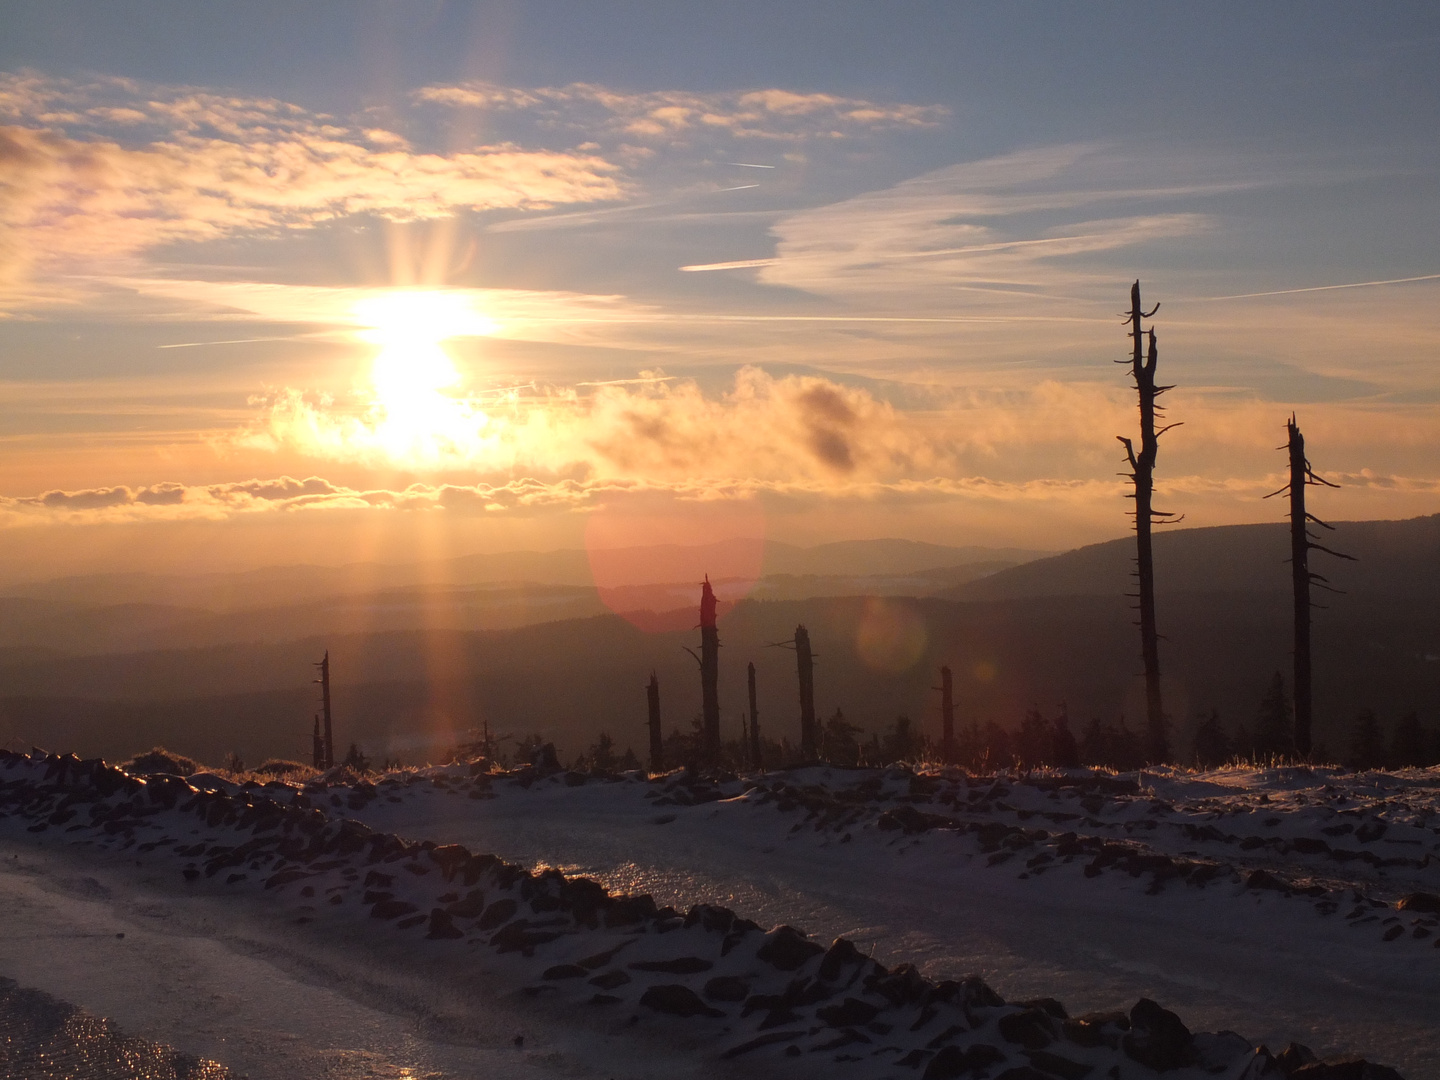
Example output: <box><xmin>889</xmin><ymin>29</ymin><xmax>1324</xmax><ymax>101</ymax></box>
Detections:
<box><xmin>1116</xmin><ymin>282</ymin><xmax>1182</xmax><ymax>764</ymax></box>
<box><xmin>1015</xmin><ymin>708</ymin><xmax>1051</xmax><ymax>769</ymax></box>
<box><xmin>795</xmin><ymin>626</ymin><xmax>816</xmax><ymax>759</ymax></box>
<box><xmin>747</xmin><ymin>661</ymin><xmax>761</xmax><ymax>770</ymax></box>
<box><xmin>882</xmin><ymin>715</ymin><xmax>923</xmax><ymax>762</ymax></box>
<box><xmin>1051</xmin><ymin>706</ymin><xmax>1081</xmax><ymax>768</ymax></box>
<box><xmin>582</xmin><ymin>731</ymin><xmax>618</xmax><ymax>771</ymax></box>
<box><xmin>820</xmin><ymin>708</ymin><xmax>863</xmax><ymax>764</ymax></box>
<box><xmin>1252</xmin><ymin>671</ymin><xmax>1293</xmax><ymax>761</ymax></box>
<box><xmin>1391</xmin><ymin>712</ymin><xmax>1426</xmax><ymax>768</ymax></box>
<box><xmin>1191</xmin><ymin>710</ymin><xmax>1230</xmax><ymax>769</ymax></box>
<box><xmin>1079</xmin><ymin>717</ymin><xmax>1144</xmax><ymax>771</ymax></box>
<box><xmin>341</xmin><ymin>742</ymin><xmax>369</xmax><ymax>772</ymax></box>
<box><xmin>936</xmin><ymin>665</ymin><xmax>956</xmax><ymax>762</ymax></box>
<box><xmin>646</xmin><ymin>672</ymin><xmax>663</xmax><ymax>773</ymax></box>
<box><xmin>1264</xmin><ymin>415</ymin><xmax>1353</xmax><ymax>758</ymax></box>
<box><xmin>1347</xmin><ymin>710</ymin><xmax>1385</xmax><ymax>770</ymax></box>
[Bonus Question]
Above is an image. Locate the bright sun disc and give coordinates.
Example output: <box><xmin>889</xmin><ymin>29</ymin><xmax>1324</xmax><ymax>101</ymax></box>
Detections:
<box><xmin>351</xmin><ymin>290</ymin><xmax>498</xmax><ymax>467</ymax></box>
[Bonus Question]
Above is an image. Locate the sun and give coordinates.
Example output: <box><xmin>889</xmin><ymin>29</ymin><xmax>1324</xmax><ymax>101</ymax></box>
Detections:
<box><xmin>350</xmin><ymin>290</ymin><xmax>498</xmax><ymax>467</ymax></box>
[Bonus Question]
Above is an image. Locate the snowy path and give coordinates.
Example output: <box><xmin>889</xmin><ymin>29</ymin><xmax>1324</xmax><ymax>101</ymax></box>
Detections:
<box><xmin>351</xmin><ymin>766</ymin><xmax>1440</xmax><ymax>1079</ymax></box>
<box><xmin>0</xmin><ymin>840</ymin><xmax>709</xmax><ymax>1080</ymax></box>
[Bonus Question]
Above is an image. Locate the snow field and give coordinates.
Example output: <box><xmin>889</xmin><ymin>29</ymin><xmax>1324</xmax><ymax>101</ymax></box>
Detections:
<box><xmin>0</xmin><ymin>751</ymin><xmax>1432</xmax><ymax>1079</ymax></box>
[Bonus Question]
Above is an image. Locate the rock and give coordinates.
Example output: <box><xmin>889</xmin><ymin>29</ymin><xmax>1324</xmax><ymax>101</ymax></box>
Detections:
<box><xmin>720</xmin><ymin>1030</ymin><xmax>807</xmax><ymax>1060</ymax></box>
<box><xmin>542</xmin><ymin>964</ymin><xmax>588</xmax><ymax>980</ymax></box>
<box><xmin>489</xmin><ymin>921</ymin><xmax>564</xmax><ymax>954</ymax></box>
<box><xmin>638</xmin><ymin>984</ymin><xmax>723</xmax><ymax>1018</ymax></box>
<box><xmin>425</xmin><ymin>908</ymin><xmax>464</xmax><ymax>939</ymax></box>
<box><xmin>588</xmin><ymin>969</ymin><xmax>631</xmax><ymax>990</ymax></box>
<box><xmin>1026</xmin><ymin>1050</ymin><xmax>1093</xmax><ymax>1079</ymax></box>
<box><xmin>1122</xmin><ymin>998</ymin><xmax>1194</xmax><ymax>1071</ymax></box>
<box><xmin>1292</xmin><ymin>1058</ymin><xmax>1404</xmax><ymax>1080</ymax></box>
<box><xmin>629</xmin><ymin>957</ymin><xmax>712</xmax><ymax>974</ymax></box>
<box><xmin>1020</xmin><ymin>997</ymin><xmax>1069</xmax><ymax>1020</ymax></box>
<box><xmin>996</xmin><ymin>1068</ymin><xmax>1053</xmax><ymax>1080</ymax></box>
<box><xmin>576</xmin><ymin>941</ymin><xmax>633</xmax><ymax>970</ymax></box>
<box><xmin>476</xmin><ymin>898</ymin><xmax>518</xmax><ymax>930</ymax></box>
<box><xmin>603</xmin><ymin>894</ymin><xmax>658</xmax><ymax>927</ymax></box>
<box><xmin>428</xmin><ymin>844</ymin><xmax>470</xmax><ymax>880</ymax></box>
<box><xmin>817</xmin><ymin>937</ymin><xmax>867</xmax><ymax>981</ymax></box>
<box><xmin>1275</xmin><ymin>1043</ymin><xmax>1319</xmax><ymax>1075</ymax></box>
<box><xmin>866</xmin><ymin>963</ymin><xmax>928</xmax><ymax>1006</ymax></box>
<box><xmin>816</xmin><ymin>997</ymin><xmax>880</xmax><ymax>1027</ymax></box>
<box><xmin>370</xmin><ymin>899</ymin><xmax>419</xmax><ymax>920</ymax></box>
<box><xmin>755</xmin><ymin>925</ymin><xmax>824</xmax><ymax>971</ymax></box>
<box><xmin>1247</xmin><ymin>869</ymin><xmax>1291</xmax><ymax>894</ymax></box>
<box><xmin>1396</xmin><ymin>892</ymin><xmax>1440</xmax><ymax>913</ymax></box>
<box><xmin>444</xmin><ymin>890</ymin><xmax>486</xmax><ymax>919</ymax></box>
<box><xmin>999</xmin><ymin>1008</ymin><xmax>1057</xmax><ymax>1049</ymax></box>
<box><xmin>1064</xmin><ymin>1011</ymin><xmax>1129</xmax><ymax>1049</ymax></box>
<box><xmin>703</xmin><ymin>976</ymin><xmax>749</xmax><ymax>1002</ymax></box>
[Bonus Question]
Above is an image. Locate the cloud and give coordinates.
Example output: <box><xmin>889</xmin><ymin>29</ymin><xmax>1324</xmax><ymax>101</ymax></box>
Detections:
<box><xmin>244</xmin><ymin>366</ymin><xmax>951</xmax><ymax>482</ymax></box>
<box><xmin>756</xmin><ymin>145</ymin><xmax>1235</xmax><ymax>308</ymax></box>
<box><xmin>0</xmin><ymin>73</ymin><xmax>626</xmax><ymax>297</ymax></box>
<box><xmin>9</xmin><ymin>463</ymin><xmax>1439</xmax><ymax>531</ymax></box>
<box><xmin>414</xmin><ymin>82</ymin><xmax>946</xmax><ymax>142</ymax></box>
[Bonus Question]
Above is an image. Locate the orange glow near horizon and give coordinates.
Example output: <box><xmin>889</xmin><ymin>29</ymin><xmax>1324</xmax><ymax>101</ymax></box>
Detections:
<box><xmin>584</xmin><ymin>497</ymin><xmax>767</xmax><ymax>629</ymax></box>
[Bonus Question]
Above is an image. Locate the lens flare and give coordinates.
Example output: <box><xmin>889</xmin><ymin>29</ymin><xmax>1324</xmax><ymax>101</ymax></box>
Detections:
<box><xmin>854</xmin><ymin>596</ymin><xmax>928</xmax><ymax>673</ymax></box>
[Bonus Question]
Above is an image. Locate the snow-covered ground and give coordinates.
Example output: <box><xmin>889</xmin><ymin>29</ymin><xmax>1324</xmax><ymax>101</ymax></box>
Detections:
<box><xmin>349</xmin><ymin>763</ymin><xmax>1440</xmax><ymax>1076</ymax></box>
<box><xmin>1</xmin><ymin>753</ymin><xmax>1434</xmax><ymax>1079</ymax></box>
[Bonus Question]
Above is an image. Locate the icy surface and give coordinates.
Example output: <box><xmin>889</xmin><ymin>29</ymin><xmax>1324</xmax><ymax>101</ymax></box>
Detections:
<box><xmin>0</xmin><ymin>754</ymin><xmax>1434</xmax><ymax>1079</ymax></box>
<box><xmin>351</xmin><ymin>764</ymin><xmax>1440</xmax><ymax>1077</ymax></box>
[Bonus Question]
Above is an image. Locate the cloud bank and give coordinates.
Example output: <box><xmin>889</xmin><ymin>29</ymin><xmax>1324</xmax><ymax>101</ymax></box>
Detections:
<box><xmin>0</xmin><ymin>73</ymin><xmax>626</xmax><ymax>294</ymax></box>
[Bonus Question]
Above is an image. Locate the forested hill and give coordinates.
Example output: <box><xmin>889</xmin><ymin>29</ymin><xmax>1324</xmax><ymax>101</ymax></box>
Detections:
<box><xmin>944</xmin><ymin>514</ymin><xmax>1440</xmax><ymax>602</ymax></box>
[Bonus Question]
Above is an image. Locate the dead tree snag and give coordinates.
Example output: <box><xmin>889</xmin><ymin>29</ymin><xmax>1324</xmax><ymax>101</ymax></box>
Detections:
<box><xmin>1116</xmin><ymin>281</ymin><xmax>1182</xmax><ymax>764</ymax></box>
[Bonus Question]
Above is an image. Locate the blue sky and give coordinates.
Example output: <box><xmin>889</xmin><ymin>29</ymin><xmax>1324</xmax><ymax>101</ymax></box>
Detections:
<box><xmin>1</xmin><ymin>2</ymin><xmax>1437</xmax><ymax>577</ymax></box>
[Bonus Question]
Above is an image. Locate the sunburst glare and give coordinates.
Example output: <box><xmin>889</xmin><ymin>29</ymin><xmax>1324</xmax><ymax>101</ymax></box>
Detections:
<box><xmin>351</xmin><ymin>290</ymin><xmax>499</xmax><ymax>469</ymax></box>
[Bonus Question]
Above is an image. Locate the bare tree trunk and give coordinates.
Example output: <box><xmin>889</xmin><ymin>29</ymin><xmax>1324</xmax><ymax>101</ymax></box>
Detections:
<box><xmin>747</xmin><ymin>661</ymin><xmax>761</xmax><ymax>770</ymax></box>
<box><xmin>1116</xmin><ymin>281</ymin><xmax>1180</xmax><ymax>764</ymax></box>
<box><xmin>311</xmin><ymin>715</ymin><xmax>324</xmax><ymax>770</ymax></box>
<box><xmin>1287</xmin><ymin>420</ymin><xmax>1312</xmax><ymax>758</ymax></box>
<box><xmin>646</xmin><ymin>671</ymin><xmax>663</xmax><ymax>773</ymax></box>
<box><xmin>795</xmin><ymin>625</ymin><xmax>816</xmax><ymax>759</ymax></box>
<box><xmin>1269</xmin><ymin>415</ymin><xmax>1351</xmax><ymax>758</ymax></box>
<box><xmin>700</xmin><ymin>578</ymin><xmax>721</xmax><ymax>764</ymax></box>
<box><xmin>315</xmin><ymin>650</ymin><xmax>334</xmax><ymax>769</ymax></box>
<box><xmin>938</xmin><ymin>665</ymin><xmax>955</xmax><ymax>762</ymax></box>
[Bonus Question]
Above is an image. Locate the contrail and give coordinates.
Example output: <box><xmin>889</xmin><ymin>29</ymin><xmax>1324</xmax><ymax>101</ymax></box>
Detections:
<box><xmin>716</xmin><ymin>184</ymin><xmax>761</xmax><ymax>192</ymax></box>
<box><xmin>1192</xmin><ymin>273</ymin><xmax>1440</xmax><ymax>301</ymax></box>
<box><xmin>158</xmin><ymin>337</ymin><xmax>295</xmax><ymax>348</ymax></box>
<box><xmin>726</xmin><ymin>162</ymin><xmax>776</xmax><ymax>168</ymax></box>
<box><xmin>680</xmin><ymin>258</ymin><xmax>777</xmax><ymax>272</ymax></box>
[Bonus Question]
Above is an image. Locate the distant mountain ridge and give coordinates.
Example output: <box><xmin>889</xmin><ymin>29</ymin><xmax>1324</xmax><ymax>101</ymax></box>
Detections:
<box><xmin>0</xmin><ymin>538</ymin><xmax>1050</xmax><ymax>612</ymax></box>
<box><xmin>945</xmin><ymin>514</ymin><xmax>1440</xmax><ymax>602</ymax></box>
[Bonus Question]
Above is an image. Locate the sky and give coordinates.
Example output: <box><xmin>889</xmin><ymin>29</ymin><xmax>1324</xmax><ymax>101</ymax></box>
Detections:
<box><xmin>2</xmin><ymin>1</ymin><xmax>1438</xmax><ymax>580</ymax></box>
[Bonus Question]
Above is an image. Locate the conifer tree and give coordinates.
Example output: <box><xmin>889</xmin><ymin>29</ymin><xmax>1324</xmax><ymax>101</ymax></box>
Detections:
<box><xmin>1347</xmin><ymin>710</ymin><xmax>1385</xmax><ymax>770</ymax></box>
<box><xmin>1253</xmin><ymin>672</ymin><xmax>1293</xmax><ymax>761</ymax></box>
<box><xmin>1391</xmin><ymin>712</ymin><xmax>1425</xmax><ymax>768</ymax></box>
